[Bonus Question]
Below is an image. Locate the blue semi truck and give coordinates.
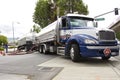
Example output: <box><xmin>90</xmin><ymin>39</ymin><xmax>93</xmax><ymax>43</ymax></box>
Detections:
<box><xmin>37</xmin><ymin>14</ymin><xmax>119</xmax><ymax>62</ymax></box>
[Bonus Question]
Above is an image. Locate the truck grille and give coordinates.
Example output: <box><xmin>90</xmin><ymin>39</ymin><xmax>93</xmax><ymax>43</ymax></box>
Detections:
<box><xmin>98</xmin><ymin>30</ymin><xmax>115</xmax><ymax>40</ymax></box>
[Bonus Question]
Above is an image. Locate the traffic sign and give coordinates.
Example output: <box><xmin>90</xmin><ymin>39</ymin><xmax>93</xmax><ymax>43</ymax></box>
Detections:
<box><xmin>95</xmin><ymin>18</ymin><xmax>105</xmax><ymax>21</ymax></box>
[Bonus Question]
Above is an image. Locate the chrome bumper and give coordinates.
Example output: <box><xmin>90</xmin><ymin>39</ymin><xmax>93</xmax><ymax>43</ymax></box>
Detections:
<box><xmin>87</xmin><ymin>46</ymin><xmax>119</xmax><ymax>50</ymax></box>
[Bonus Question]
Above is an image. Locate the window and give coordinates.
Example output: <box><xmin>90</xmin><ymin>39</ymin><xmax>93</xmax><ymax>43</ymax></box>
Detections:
<box><xmin>62</xmin><ymin>18</ymin><xmax>67</xmax><ymax>28</ymax></box>
<box><xmin>69</xmin><ymin>17</ymin><xmax>94</xmax><ymax>28</ymax></box>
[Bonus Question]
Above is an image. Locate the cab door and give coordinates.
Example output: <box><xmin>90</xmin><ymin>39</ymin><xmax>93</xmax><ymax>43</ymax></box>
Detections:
<box><xmin>60</xmin><ymin>17</ymin><xmax>71</xmax><ymax>43</ymax></box>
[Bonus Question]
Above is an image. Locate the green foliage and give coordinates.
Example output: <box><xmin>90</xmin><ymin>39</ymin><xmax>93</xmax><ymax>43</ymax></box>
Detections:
<box><xmin>30</xmin><ymin>24</ymin><xmax>41</xmax><ymax>33</ymax></box>
<box><xmin>9</xmin><ymin>46</ymin><xmax>16</xmax><ymax>49</ymax></box>
<box><xmin>57</xmin><ymin>0</ymin><xmax>89</xmax><ymax>15</ymax></box>
<box><xmin>33</xmin><ymin>0</ymin><xmax>50</xmax><ymax>28</ymax></box>
<box><xmin>116</xmin><ymin>32</ymin><xmax>120</xmax><ymax>40</ymax></box>
<box><xmin>33</xmin><ymin>0</ymin><xmax>89</xmax><ymax>28</ymax></box>
<box><xmin>0</xmin><ymin>35</ymin><xmax>8</xmax><ymax>46</ymax></box>
<box><xmin>0</xmin><ymin>47</ymin><xmax>4</xmax><ymax>51</ymax></box>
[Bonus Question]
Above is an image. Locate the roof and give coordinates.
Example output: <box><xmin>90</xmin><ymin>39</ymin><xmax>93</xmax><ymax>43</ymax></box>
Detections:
<box><xmin>65</xmin><ymin>13</ymin><xmax>93</xmax><ymax>19</ymax></box>
<box><xmin>109</xmin><ymin>16</ymin><xmax>120</xmax><ymax>29</ymax></box>
<box><xmin>36</xmin><ymin>13</ymin><xmax>94</xmax><ymax>37</ymax></box>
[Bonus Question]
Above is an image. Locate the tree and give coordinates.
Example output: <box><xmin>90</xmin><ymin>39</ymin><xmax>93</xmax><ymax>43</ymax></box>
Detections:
<box><xmin>33</xmin><ymin>0</ymin><xmax>50</xmax><ymax>28</ymax></box>
<box><xmin>33</xmin><ymin>0</ymin><xmax>89</xmax><ymax>28</ymax></box>
<box><xmin>56</xmin><ymin>0</ymin><xmax>88</xmax><ymax>15</ymax></box>
<box><xmin>30</xmin><ymin>24</ymin><xmax>41</xmax><ymax>33</ymax></box>
<box><xmin>116</xmin><ymin>32</ymin><xmax>120</xmax><ymax>40</ymax></box>
<box><xmin>0</xmin><ymin>35</ymin><xmax>8</xmax><ymax>46</ymax></box>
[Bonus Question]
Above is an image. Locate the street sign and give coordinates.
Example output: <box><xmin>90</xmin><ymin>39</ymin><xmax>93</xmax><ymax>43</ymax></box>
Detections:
<box><xmin>95</xmin><ymin>18</ymin><xmax>105</xmax><ymax>21</ymax></box>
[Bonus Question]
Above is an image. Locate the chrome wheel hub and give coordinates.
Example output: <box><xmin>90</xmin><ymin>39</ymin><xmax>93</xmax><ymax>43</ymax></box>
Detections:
<box><xmin>70</xmin><ymin>48</ymin><xmax>74</xmax><ymax>60</ymax></box>
<box><xmin>43</xmin><ymin>48</ymin><xmax>45</xmax><ymax>53</ymax></box>
<box><xmin>39</xmin><ymin>47</ymin><xmax>41</xmax><ymax>52</ymax></box>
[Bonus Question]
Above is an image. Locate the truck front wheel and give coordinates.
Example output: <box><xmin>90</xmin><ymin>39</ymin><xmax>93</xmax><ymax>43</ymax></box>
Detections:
<box><xmin>70</xmin><ymin>44</ymin><xmax>80</xmax><ymax>62</ymax></box>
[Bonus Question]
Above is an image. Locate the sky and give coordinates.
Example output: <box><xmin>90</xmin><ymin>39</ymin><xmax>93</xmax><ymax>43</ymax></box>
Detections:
<box><xmin>0</xmin><ymin>0</ymin><xmax>37</xmax><ymax>38</ymax></box>
<box><xmin>84</xmin><ymin>0</ymin><xmax>120</xmax><ymax>28</ymax></box>
<box><xmin>0</xmin><ymin>0</ymin><xmax>120</xmax><ymax>39</ymax></box>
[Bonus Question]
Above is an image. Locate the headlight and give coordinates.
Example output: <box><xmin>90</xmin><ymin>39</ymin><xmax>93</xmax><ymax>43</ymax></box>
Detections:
<box><xmin>84</xmin><ymin>39</ymin><xmax>97</xmax><ymax>44</ymax></box>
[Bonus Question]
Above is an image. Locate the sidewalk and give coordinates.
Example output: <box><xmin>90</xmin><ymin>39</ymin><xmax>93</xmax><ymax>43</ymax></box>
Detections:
<box><xmin>3</xmin><ymin>48</ymin><xmax>27</xmax><ymax>56</ymax></box>
<box><xmin>38</xmin><ymin>57</ymin><xmax>120</xmax><ymax>80</ymax></box>
<box><xmin>0</xmin><ymin>73</ymin><xmax>30</xmax><ymax>80</ymax></box>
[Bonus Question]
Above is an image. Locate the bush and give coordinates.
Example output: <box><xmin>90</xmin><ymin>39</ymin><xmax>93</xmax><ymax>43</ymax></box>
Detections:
<box><xmin>116</xmin><ymin>32</ymin><xmax>120</xmax><ymax>40</ymax></box>
<box><xmin>9</xmin><ymin>46</ymin><xmax>17</xmax><ymax>49</ymax></box>
<box><xmin>0</xmin><ymin>47</ymin><xmax>4</xmax><ymax>51</ymax></box>
<box><xmin>0</xmin><ymin>35</ymin><xmax>8</xmax><ymax>46</ymax></box>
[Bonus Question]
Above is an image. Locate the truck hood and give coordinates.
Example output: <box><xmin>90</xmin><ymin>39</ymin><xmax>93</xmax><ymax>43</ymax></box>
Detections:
<box><xmin>70</xmin><ymin>28</ymin><xmax>114</xmax><ymax>40</ymax></box>
<box><xmin>70</xmin><ymin>28</ymin><xmax>99</xmax><ymax>39</ymax></box>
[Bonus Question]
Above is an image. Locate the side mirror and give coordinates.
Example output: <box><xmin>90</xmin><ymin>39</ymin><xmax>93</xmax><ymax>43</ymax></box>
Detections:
<box><xmin>94</xmin><ymin>22</ymin><xmax>98</xmax><ymax>28</ymax></box>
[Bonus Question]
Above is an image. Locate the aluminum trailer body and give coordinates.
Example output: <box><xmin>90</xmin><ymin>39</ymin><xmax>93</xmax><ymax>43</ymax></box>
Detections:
<box><xmin>17</xmin><ymin>33</ymin><xmax>37</xmax><ymax>51</ymax></box>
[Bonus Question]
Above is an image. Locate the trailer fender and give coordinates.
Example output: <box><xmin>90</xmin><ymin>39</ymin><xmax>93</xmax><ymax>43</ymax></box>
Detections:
<box><xmin>40</xmin><ymin>43</ymin><xmax>50</xmax><ymax>54</ymax></box>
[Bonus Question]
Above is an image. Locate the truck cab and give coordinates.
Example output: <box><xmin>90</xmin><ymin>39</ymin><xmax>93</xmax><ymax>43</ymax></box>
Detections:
<box><xmin>57</xmin><ymin>14</ymin><xmax>119</xmax><ymax>61</ymax></box>
<box><xmin>37</xmin><ymin>13</ymin><xmax>119</xmax><ymax>62</ymax></box>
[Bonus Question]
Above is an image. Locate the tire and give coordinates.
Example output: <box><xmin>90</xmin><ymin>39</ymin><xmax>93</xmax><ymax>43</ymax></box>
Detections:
<box><xmin>17</xmin><ymin>46</ymin><xmax>21</xmax><ymax>50</ymax></box>
<box><xmin>24</xmin><ymin>46</ymin><xmax>27</xmax><ymax>52</ymax></box>
<box><xmin>70</xmin><ymin>44</ymin><xmax>80</xmax><ymax>62</ymax></box>
<box><xmin>39</xmin><ymin>46</ymin><xmax>43</xmax><ymax>53</ymax></box>
<box><xmin>43</xmin><ymin>46</ymin><xmax>48</xmax><ymax>54</ymax></box>
<box><xmin>102</xmin><ymin>56</ymin><xmax>110</xmax><ymax>60</ymax></box>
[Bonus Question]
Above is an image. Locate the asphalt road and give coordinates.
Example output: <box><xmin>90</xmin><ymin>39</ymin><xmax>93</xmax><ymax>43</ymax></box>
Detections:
<box><xmin>0</xmin><ymin>50</ymin><xmax>120</xmax><ymax>80</ymax></box>
<box><xmin>0</xmin><ymin>52</ymin><xmax>62</xmax><ymax>80</ymax></box>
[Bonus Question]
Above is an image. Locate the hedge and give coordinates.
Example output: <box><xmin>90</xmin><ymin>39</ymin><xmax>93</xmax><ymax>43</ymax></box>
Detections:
<box><xmin>0</xmin><ymin>47</ymin><xmax>4</xmax><ymax>51</ymax></box>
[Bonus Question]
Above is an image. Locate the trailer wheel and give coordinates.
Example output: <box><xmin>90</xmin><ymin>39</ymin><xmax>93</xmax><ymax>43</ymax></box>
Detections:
<box><xmin>102</xmin><ymin>56</ymin><xmax>110</xmax><ymax>60</ymax></box>
<box><xmin>70</xmin><ymin>44</ymin><xmax>80</xmax><ymax>62</ymax></box>
<box><xmin>39</xmin><ymin>46</ymin><xmax>43</xmax><ymax>53</ymax></box>
<box><xmin>43</xmin><ymin>46</ymin><xmax>48</xmax><ymax>54</ymax></box>
<box><xmin>24</xmin><ymin>46</ymin><xmax>27</xmax><ymax>52</ymax></box>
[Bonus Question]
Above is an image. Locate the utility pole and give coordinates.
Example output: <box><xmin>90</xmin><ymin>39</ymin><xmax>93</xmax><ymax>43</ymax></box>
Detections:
<box><xmin>12</xmin><ymin>22</ymin><xmax>15</xmax><ymax>47</ymax></box>
<box><xmin>12</xmin><ymin>22</ymin><xmax>20</xmax><ymax>51</ymax></box>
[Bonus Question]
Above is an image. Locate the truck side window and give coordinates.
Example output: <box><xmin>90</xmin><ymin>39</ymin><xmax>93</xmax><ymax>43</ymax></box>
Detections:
<box><xmin>62</xmin><ymin>18</ymin><xmax>67</xmax><ymax>28</ymax></box>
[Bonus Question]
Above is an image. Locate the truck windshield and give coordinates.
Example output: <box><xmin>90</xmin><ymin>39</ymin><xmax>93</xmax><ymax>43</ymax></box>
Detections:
<box><xmin>69</xmin><ymin>17</ymin><xmax>94</xmax><ymax>28</ymax></box>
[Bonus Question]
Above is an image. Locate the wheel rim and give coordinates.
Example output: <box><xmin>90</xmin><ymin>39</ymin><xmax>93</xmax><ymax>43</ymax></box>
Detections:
<box><xmin>70</xmin><ymin>47</ymin><xmax>74</xmax><ymax>60</ymax></box>
<box><xmin>43</xmin><ymin>47</ymin><xmax>45</xmax><ymax>53</ymax></box>
<box><xmin>25</xmin><ymin>46</ymin><xmax>27</xmax><ymax>51</ymax></box>
<box><xmin>39</xmin><ymin>47</ymin><xmax>41</xmax><ymax>52</ymax></box>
